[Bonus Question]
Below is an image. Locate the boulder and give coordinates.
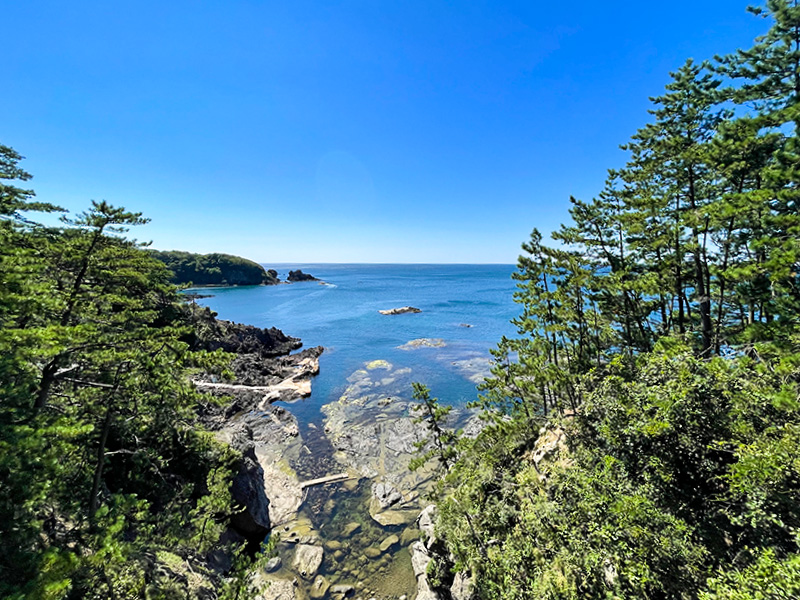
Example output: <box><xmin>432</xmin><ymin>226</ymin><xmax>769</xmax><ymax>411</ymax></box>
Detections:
<box><xmin>292</xmin><ymin>544</ymin><xmax>323</xmax><ymax>580</ymax></box>
<box><xmin>372</xmin><ymin>481</ymin><xmax>403</xmax><ymax>509</ymax></box>
<box><xmin>379</xmin><ymin>534</ymin><xmax>400</xmax><ymax>552</ymax></box>
<box><xmin>371</xmin><ymin>509</ymin><xmax>419</xmax><ymax>527</ymax></box>
<box><xmin>228</xmin><ymin>429</ymin><xmax>271</xmax><ymax>538</ymax></box>
<box><xmin>411</xmin><ymin>541</ymin><xmax>431</xmax><ymax>577</ymax></box>
<box><xmin>330</xmin><ymin>584</ymin><xmax>355</xmax><ymax>597</ymax></box>
<box><xmin>263</xmin><ymin>556</ymin><xmax>282</xmax><ymax>573</ymax></box>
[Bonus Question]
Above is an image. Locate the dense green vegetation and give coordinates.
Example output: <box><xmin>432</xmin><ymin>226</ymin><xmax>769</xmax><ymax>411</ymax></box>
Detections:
<box><xmin>149</xmin><ymin>250</ymin><xmax>278</xmax><ymax>287</ymax></box>
<box><xmin>0</xmin><ymin>149</ymin><xmax>252</xmax><ymax>598</ymax></box>
<box><xmin>425</xmin><ymin>2</ymin><xmax>800</xmax><ymax>598</ymax></box>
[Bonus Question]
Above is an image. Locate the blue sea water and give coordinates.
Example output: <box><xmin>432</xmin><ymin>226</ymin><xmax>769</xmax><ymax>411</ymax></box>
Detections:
<box><xmin>190</xmin><ymin>264</ymin><xmax>520</xmax><ymax>425</ymax></box>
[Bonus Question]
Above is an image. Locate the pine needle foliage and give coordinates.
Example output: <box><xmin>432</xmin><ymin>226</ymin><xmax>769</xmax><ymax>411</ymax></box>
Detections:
<box><xmin>0</xmin><ymin>149</ymin><xmax>247</xmax><ymax>598</ymax></box>
<box><xmin>427</xmin><ymin>3</ymin><xmax>800</xmax><ymax>598</ymax></box>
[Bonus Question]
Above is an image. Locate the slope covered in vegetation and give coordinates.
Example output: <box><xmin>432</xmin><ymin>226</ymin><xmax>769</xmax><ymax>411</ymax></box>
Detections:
<box><xmin>0</xmin><ymin>151</ymin><xmax>261</xmax><ymax>599</ymax></box>
<box><xmin>149</xmin><ymin>250</ymin><xmax>279</xmax><ymax>287</ymax></box>
<box><xmin>422</xmin><ymin>2</ymin><xmax>800</xmax><ymax>598</ymax></box>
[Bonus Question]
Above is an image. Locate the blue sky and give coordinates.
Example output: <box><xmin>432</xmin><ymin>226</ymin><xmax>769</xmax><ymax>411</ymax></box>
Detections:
<box><xmin>4</xmin><ymin>1</ymin><xmax>767</xmax><ymax>263</ymax></box>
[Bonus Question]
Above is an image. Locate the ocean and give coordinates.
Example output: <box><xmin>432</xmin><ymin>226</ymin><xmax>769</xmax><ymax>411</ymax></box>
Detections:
<box><xmin>190</xmin><ymin>263</ymin><xmax>520</xmax><ymax>424</ymax></box>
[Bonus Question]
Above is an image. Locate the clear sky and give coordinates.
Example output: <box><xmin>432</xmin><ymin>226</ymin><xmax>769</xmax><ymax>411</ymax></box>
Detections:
<box><xmin>4</xmin><ymin>1</ymin><xmax>767</xmax><ymax>263</ymax></box>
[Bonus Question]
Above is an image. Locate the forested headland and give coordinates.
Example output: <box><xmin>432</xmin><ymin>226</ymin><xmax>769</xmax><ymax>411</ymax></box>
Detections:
<box><xmin>149</xmin><ymin>250</ymin><xmax>279</xmax><ymax>287</ymax></box>
<box><xmin>417</xmin><ymin>2</ymin><xmax>800</xmax><ymax>598</ymax></box>
<box><xmin>0</xmin><ymin>151</ymin><xmax>281</xmax><ymax>598</ymax></box>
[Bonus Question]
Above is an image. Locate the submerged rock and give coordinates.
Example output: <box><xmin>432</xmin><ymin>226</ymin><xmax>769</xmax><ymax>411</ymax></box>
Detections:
<box><xmin>330</xmin><ymin>583</ymin><xmax>355</xmax><ymax>596</ymax></box>
<box><xmin>378</xmin><ymin>306</ymin><xmax>421</xmax><ymax>315</ymax></box>
<box><xmin>379</xmin><ymin>534</ymin><xmax>400</xmax><ymax>552</ymax></box>
<box><xmin>449</xmin><ymin>356</ymin><xmax>492</xmax><ymax>385</ymax></box>
<box><xmin>341</xmin><ymin>522</ymin><xmax>361</xmax><ymax>537</ymax></box>
<box><xmin>397</xmin><ymin>338</ymin><xmax>446</xmax><ymax>350</ymax></box>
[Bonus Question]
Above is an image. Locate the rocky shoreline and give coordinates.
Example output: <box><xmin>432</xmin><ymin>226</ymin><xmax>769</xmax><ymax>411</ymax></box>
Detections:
<box><xmin>190</xmin><ymin>306</ymin><xmax>475</xmax><ymax>600</ymax></box>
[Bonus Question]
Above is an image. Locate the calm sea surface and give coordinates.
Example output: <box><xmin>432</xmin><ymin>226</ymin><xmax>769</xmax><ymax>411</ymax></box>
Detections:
<box><xmin>190</xmin><ymin>264</ymin><xmax>520</xmax><ymax>424</ymax></box>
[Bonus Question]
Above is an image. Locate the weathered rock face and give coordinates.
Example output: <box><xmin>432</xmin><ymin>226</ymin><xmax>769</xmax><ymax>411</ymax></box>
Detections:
<box><xmin>227</xmin><ymin>426</ymin><xmax>271</xmax><ymax>537</ymax></box>
<box><xmin>410</xmin><ymin>541</ymin><xmax>441</xmax><ymax>600</ymax></box>
<box><xmin>450</xmin><ymin>571</ymin><xmax>475</xmax><ymax>600</ymax></box>
<box><xmin>287</xmin><ymin>269</ymin><xmax>319</xmax><ymax>282</ymax></box>
<box><xmin>378</xmin><ymin>306</ymin><xmax>421</xmax><ymax>315</ymax></box>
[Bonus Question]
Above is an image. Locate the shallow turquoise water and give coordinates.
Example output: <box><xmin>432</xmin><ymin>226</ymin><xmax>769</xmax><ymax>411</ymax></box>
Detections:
<box><xmin>190</xmin><ymin>263</ymin><xmax>520</xmax><ymax>424</ymax></box>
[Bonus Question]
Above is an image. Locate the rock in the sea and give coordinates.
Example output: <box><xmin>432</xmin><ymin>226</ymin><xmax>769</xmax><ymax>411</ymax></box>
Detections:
<box><xmin>378</xmin><ymin>306</ymin><xmax>421</xmax><ymax>315</ymax></box>
<box><xmin>287</xmin><ymin>269</ymin><xmax>319</xmax><ymax>282</ymax></box>
<box><xmin>371</xmin><ymin>509</ymin><xmax>419</xmax><ymax>527</ymax></box>
<box><xmin>292</xmin><ymin>544</ymin><xmax>323</xmax><ymax>580</ymax></box>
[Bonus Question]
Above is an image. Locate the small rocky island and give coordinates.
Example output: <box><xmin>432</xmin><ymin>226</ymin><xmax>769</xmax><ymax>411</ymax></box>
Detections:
<box><xmin>379</xmin><ymin>306</ymin><xmax>422</xmax><ymax>315</ymax></box>
<box><xmin>287</xmin><ymin>269</ymin><xmax>319</xmax><ymax>282</ymax></box>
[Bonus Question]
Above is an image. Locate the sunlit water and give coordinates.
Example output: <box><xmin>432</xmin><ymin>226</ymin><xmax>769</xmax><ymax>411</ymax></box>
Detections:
<box><xmin>191</xmin><ymin>263</ymin><xmax>519</xmax><ymax>422</ymax></box>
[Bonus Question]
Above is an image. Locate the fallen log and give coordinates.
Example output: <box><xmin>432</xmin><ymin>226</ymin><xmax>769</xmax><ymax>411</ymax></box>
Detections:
<box><xmin>299</xmin><ymin>473</ymin><xmax>352</xmax><ymax>489</ymax></box>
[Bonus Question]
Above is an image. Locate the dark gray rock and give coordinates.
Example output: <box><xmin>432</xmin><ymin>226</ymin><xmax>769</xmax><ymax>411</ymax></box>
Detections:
<box><xmin>287</xmin><ymin>269</ymin><xmax>319</xmax><ymax>282</ymax></box>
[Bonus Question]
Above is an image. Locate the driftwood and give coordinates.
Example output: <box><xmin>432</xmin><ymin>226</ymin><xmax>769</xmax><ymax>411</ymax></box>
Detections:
<box><xmin>299</xmin><ymin>473</ymin><xmax>352</xmax><ymax>489</ymax></box>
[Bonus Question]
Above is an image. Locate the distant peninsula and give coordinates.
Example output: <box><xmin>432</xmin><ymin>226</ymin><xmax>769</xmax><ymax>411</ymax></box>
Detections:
<box><xmin>150</xmin><ymin>250</ymin><xmax>279</xmax><ymax>286</ymax></box>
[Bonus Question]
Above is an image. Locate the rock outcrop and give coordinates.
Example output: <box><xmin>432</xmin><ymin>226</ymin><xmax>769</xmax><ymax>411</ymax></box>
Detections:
<box><xmin>287</xmin><ymin>269</ymin><xmax>319</xmax><ymax>282</ymax></box>
<box><xmin>378</xmin><ymin>306</ymin><xmax>421</xmax><ymax>315</ymax></box>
